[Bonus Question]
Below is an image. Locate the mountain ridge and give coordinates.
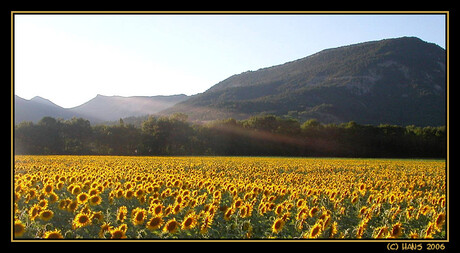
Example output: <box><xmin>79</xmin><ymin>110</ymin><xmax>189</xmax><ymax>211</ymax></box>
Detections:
<box><xmin>14</xmin><ymin>94</ymin><xmax>189</xmax><ymax>124</ymax></box>
<box><xmin>161</xmin><ymin>36</ymin><xmax>446</xmax><ymax>126</ymax></box>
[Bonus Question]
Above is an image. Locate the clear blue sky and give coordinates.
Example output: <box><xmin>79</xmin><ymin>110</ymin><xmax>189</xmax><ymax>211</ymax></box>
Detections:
<box><xmin>14</xmin><ymin>13</ymin><xmax>446</xmax><ymax>108</ymax></box>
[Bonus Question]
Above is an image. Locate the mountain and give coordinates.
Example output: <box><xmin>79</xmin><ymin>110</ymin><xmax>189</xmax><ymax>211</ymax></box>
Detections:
<box><xmin>14</xmin><ymin>94</ymin><xmax>189</xmax><ymax>124</ymax></box>
<box><xmin>163</xmin><ymin>37</ymin><xmax>446</xmax><ymax>126</ymax></box>
<box><xmin>14</xmin><ymin>95</ymin><xmax>84</xmax><ymax>124</ymax></box>
<box><xmin>69</xmin><ymin>94</ymin><xmax>189</xmax><ymax>123</ymax></box>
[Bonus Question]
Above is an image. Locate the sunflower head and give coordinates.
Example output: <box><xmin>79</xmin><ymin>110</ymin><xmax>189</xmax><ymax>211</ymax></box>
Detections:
<box><xmin>132</xmin><ymin>208</ymin><xmax>147</xmax><ymax>226</ymax></box>
<box><xmin>14</xmin><ymin>220</ymin><xmax>26</xmax><ymax>237</ymax></box>
<box><xmin>48</xmin><ymin>192</ymin><xmax>59</xmax><ymax>203</ymax></box>
<box><xmin>181</xmin><ymin>212</ymin><xmax>198</xmax><ymax>230</ymax></box>
<box><xmin>389</xmin><ymin>222</ymin><xmax>403</xmax><ymax>238</ymax></box>
<box><xmin>307</xmin><ymin>222</ymin><xmax>323</xmax><ymax>239</ymax></box>
<box><xmin>110</xmin><ymin>226</ymin><xmax>127</xmax><ymax>239</ymax></box>
<box><xmin>28</xmin><ymin>204</ymin><xmax>41</xmax><ymax>220</ymax></box>
<box><xmin>73</xmin><ymin>212</ymin><xmax>92</xmax><ymax>229</ymax></box>
<box><xmin>224</xmin><ymin>208</ymin><xmax>234</xmax><ymax>221</ymax></box>
<box><xmin>39</xmin><ymin>209</ymin><xmax>54</xmax><ymax>221</ymax></box>
<box><xmin>43</xmin><ymin>229</ymin><xmax>64</xmax><ymax>239</ymax></box>
<box><xmin>67</xmin><ymin>200</ymin><xmax>79</xmax><ymax>212</ymax></box>
<box><xmin>77</xmin><ymin>193</ymin><xmax>89</xmax><ymax>204</ymax></box>
<box><xmin>163</xmin><ymin>219</ymin><xmax>180</xmax><ymax>234</ymax></box>
<box><xmin>272</xmin><ymin>218</ymin><xmax>285</xmax><ymax>234</ymax></box>
<box><xmin>117</xmin><ymin>206</ymin><xmax>128</xmax><ymax>222</ymax></box>
<box><xmin>435</xmin><ymin>212</ymin><xmax>446</xmax><ymax>231</ymax></box>
<box><xmin>89</xmin><ymin>195</ymin><xmax>102</xmax><ymax>206</ymax></box>
<box><xmin>43</xmin><ymin>184</ymin><xmax>54</xmax><ymax>195</ymax></box>
<box><xmin>146</xmin><ymin>217</ymin><xmax>164</xmax><ymax>230</ymax></box>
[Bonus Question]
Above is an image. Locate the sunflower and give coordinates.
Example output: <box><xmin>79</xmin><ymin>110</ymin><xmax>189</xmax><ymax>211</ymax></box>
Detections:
<box><xmin>358</xmin><ymin>183</ymin><xmax>366</xmax><ymax>194</ymax></box>
<box><xmin>39</xmin><ymin>209</ymin><xmax>54</xmax><ymax>221</ymax></box>
<box><xmin>56</xmin><ymin>181</ymin><xmax>64</xmax><ymax>191</ymax></box>
<box><xmin>188</xmin><ymin>198</ymin><xmax>197</xmax><ymax>208</ymax></box>
<box><xmin>296</xmin><ymin>198</ymin><xmax>305</xmax><ymax>208</ymax></box>
<box><xmin>81</xmin><ymin>205</ymin><xmax>91</xmax><ymax>215</ymax></box>
<box><xmin>131</xmin><ymin>208</ymin><xmax>147</xmax><ymax>226</ymax></box>
<box><xmin>43</xmin><ymin>229</ymin><xmax>64</xmax><ymax>239</ymax></box>
<box><xmin>328</xmin><ymin>221</ymin><xmax>338</xmax><ymax>238</ymax></box>
<box><xmin>233</xmin><ymin>198</ymin><xmax>243</xmax><ymax>209</ymax></box>
<box><xmin>115</xmin><ymin>189</ymin><xmax>124</xmax><ymax>198</ymax></box>
<box><xmin>239</xmin><ymin>205</ymin><xmax>249</xmax><ymax>218</ymax></box>
<box><xmin>272</xmin><ymin>217</ymin><xmax>285</xmax><ymax>234</ymax></box>
<box><xmin>163</xmin><ymin>218</ymin><xmax>180</xmax><ymax>234</ymax></box>
<box><xmin>14</xmin><ymin>220</ymin><xmax>26</xmax><ymax>237</ymax></box>
<box><xmin>409</xmin><ymin>231</ymin><xmax>419</xmax><ymax>239</ymax></box>
<box><xmin>321</xmin><ymin>214</ymin><xmax>331</xmax><ymax>229</ymax></box>
<box><xmin>296</xmin><ymin>207</ymin><xmax>308</xmax><ymax>220</ymax></box>
<box><xmin>99</xmin><ymin>223</ymin><xmax>113</xmax><ymax>238</ymax></box>
<box><xmin>356</xmin><ymin>223</ymin><xmax>366</xmax><ymax>239</ymax></box>
<box><xmin>306</xmin><ymin>222</ymin><xmax>323</xmax><ymax>239</ymax></box>
<box><xmin>309</xmin><ymin>206</ymin><xmax>319</xmax><ymax>217</ymax></box>
<box><xmin>200</xmin><ymin>213</ymin><xmax>214</xmax><ymax>234</ymax></box>
<box><xmin>88</xmin><ymin>188</ymin><xmax>99</xmax><ymax>196</ymax></box>
<box><xmin>89</xmin><ymin>195</ymin><xmax>102</xmax><ymax>206</ymax></box>
<box><xmin>43</xmin><ymin>184</ymin><xmax>54</xmax><ymax>195</ymax></box>
<box><xmin>164</xmin><ymin>206</ymin><xmax>172</xmax><ymax>217</ymax></box>
<box><xmin>117</xmin><ymin>206</ymin><xmax>128</xmax><ymax>222</ymax></box>
<box><xmin>48</xmin><ymin>192</ymin><xmax>59</xmax><ymax>203</ymax></box>
<box><xmin>258</xmin><ymin>204</ymin><xmax>268</xmax><ymax>216</ymax></box>
<box><xmin>73</xmin><ymin>212</ymin><xmax>92</xmax><ymax>229</ymax></box>
<box><xmin>425</xmin><ymin>221</ymin><xmax>435</xmax><ymax>238</ymax></box>
<box><xmin>224</xmin><ymin>207</ymin><xmax>234</xmax><ymax>221</ymax></box>
<box><xmin>124</xmin><ymin>189</ymin><xmax>134</xmax><ymax>199</ymax></box>
<box><xmin>71</xmin><ymin>185</ymin><xmax>82</xmax><ymax>195</ymax></box>
<box><xmin>176</xmin><ymin>195</ymin><xmax>183</xmax><ymax>204</ymax></box>
<box><xmin>77</xmin><ymin>193</ymin><xmax>89</xmax><ymax>204</ymax></box>
<box><xmin>274</xmin><ymin>204</ymin><xmax>283</xmax><ymax>216</ymax></box>
<box><xmin>181</xmin><ymin>212</ymin><xmax>198</xmax><ymax>230</ymax></box>
<box><xmin>135</xmin><ymin>188</ymin><xmax>145</xmax><ymax>198</ymax></box>
<box><xmin>110</xmin><ymin>225</ymin><xmax>127</xmax><ymax>239</ymax></box>
<box><xmin>207</xmin><ymin>204</ymin><xmax>218</xmax><ymax>216</ymax></box>
<box><xmin>172</xmin><ymin>203</ymin><xmax>181</xmax><ymax>215</ymax></box>
<box><xmin>388</xmin><ymin>222</ymin><xmax>403</xmax><ymax>238</ymax></box>
<box><xmin>213</xmin><ymin>190</ymin><xmax>221</xmax><ymax>200</ymax></box>
<box><xmin>26</xmin><ymin>188</ymin><xmax>37</xmax><ymax>202</ymax></box>
<box><xmin>38</xmin><ymin>199</ymin><xmax>48</xmax><ymax>209</ymax></box>
<box><xmin>405</xmin><ymin>206</ymin><xmax>415</xmax><ymax>220</ymax></box>
<box><xmin>146</xmin><ymin>216</ymin><xmax>164</xmax><ymax>230</ymax></box>
<box><xmin>67</xmin><ymin>200</ymin><xmax>79</xmax><ymax>212</ymax></box>
<box><xmin>359</xmin><ymin>206</ymin><xmax>368</xmax><ymax>217</ymax></box>
<box><xmin>388</xmin><ymin>194</ymin><xmax>397</xmax><ymax>204</ymax></box>
<box><xmin>351</xmin><ymin>196</ymin><xmax>359</xmax><ymax>205</ymax></box>
<box><xmin>28</xmin><ymin>204</ymin><xmax>41</xmax><ymax>221</ymax></box>
<box><xmin>434</xmin><ymin>212</ymin><xmax>446</xmax><ymax>231</ymax></box>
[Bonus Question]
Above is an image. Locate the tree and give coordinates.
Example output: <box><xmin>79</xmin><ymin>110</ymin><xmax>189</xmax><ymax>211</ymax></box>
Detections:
<box><xmin>61</xmin><ymin>118</ymin><xmax>92</xmax><ymax>154</ymax></box>
<box><xmin>36</xmin><ymin>117</ymin><xmax>64</xmax><ymax>154</ymax></box>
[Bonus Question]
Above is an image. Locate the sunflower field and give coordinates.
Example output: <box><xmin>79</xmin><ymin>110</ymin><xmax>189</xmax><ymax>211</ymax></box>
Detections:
<box><xmin>13</xmin><ymin>156</ymin><xmax>446</xmax><ymax>240</ymax></box>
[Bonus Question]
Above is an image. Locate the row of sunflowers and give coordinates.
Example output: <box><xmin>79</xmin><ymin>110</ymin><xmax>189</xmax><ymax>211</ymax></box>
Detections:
<box><xmin>13</xmin><ymin>156</ymin><xmax>446</xmax><ymax>240</ymax></box>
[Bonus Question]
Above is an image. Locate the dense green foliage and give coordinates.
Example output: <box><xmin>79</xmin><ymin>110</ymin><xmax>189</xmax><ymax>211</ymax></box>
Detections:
<box><xmin>14</xmin><ymin>114</ymin><xmax>446</xmax><ymax>158</ymax></box>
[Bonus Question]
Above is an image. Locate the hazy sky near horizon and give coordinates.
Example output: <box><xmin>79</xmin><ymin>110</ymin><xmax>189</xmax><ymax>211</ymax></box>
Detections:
<box><xmin>14</xmin><ymin>13</ymin><xmax>446</xmax><ymax>108</ymax></box>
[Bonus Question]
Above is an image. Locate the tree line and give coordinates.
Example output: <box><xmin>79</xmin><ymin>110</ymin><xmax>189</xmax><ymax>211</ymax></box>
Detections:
<box><xmin>14</xmin><ymin>114</ymin><xmax>446</xmax><ymax>158</ymax></box>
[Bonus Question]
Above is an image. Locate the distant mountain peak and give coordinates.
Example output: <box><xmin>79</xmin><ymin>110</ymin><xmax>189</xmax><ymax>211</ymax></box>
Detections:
<box><xmin>30</xmin><ymin>96</ymin><xmax>60</xmax><ymax>107</ymax></box>
<box><xmin>15</xmin><ymin>94</ymin><xmax>190</xmax><ymax>124</ymax></box>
